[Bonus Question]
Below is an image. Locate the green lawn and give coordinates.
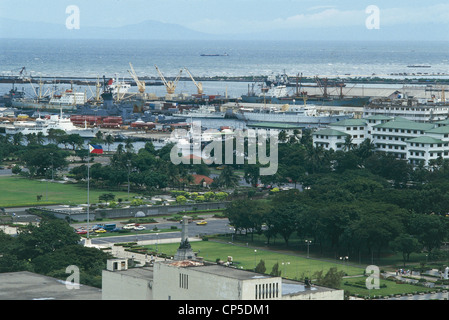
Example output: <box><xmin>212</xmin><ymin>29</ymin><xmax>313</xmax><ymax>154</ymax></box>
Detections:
<box><xmin>341</xmin><ymin>276</ymin><xmax>431</xmax><ymax>297</ymax></box>
<box><xmin>143</xmin><ymin>241</ymin><xmax>365</xmax><ymax>279</ymax></box>
<box><xmin>0</xmin><ymin>176</ymin><xmax>139</xmax><ymax>207</ymax></box>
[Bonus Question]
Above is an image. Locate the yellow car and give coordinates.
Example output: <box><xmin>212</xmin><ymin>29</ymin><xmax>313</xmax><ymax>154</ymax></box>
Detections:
<box><xmin>196</xmin><ymin>220</ymin><xmax>207</xmax><ymax>225</ymax></box>
<box><xmin>95</xmin><ymin>228</ymin><xmax>107</xmax><ymax>233</ymax></box>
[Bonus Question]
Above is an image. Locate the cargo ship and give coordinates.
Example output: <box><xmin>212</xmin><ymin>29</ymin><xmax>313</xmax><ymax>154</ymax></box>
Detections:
<box><xmin>241</xmin><ymin>85</ymin><xmax>370</xmax><ymax>107</ymax></box>
<box><xmin>235</xmin><ymin>104</ymin><xmax>353</xmax><ymax>126</ymax></box>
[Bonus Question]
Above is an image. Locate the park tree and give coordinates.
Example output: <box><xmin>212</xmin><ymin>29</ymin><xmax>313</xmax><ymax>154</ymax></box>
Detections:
<box><xmin>99</xmin><ymin>193</ymin><xmax>115</xmax><ymax>202</ymax></box>
<box><xmin>312</xmin><ymin>267</ymin><xmax>345</xmax><ymax>289</ymax></box>
<box><xmin>255</xmin><ymin>259</ymin><xmax>266</xmax><ymax>274</ymax></box>
<box><xmin>218</xmin><ymin>165</ymin><xmax>240</xmax><ymax>188</ymax></box>
<box><xmin>389</xmin><ymin>234</ymin><xmax>422</xmax><ymax>267</ymax></box>
<box><xmin>266</xmin><ymin>200</ymin><xmax>306</xmax><ymax>246</ymax></box>
<box><xmin>269</xmin><ymin>262</ymin><xmax>281</xmax><ymax>277</ymax></box>
<box><xmin>408</xmin><ymin>213</ymin><xmax>448</xmax><ymax>255</ymax></box>
<box><xmin>21</xmin><ymin>146</ymin><xmax>69</xmax><ymax>177</ymax></box>
<box><xmin>15</xmin><ymin>218</ymin><xmax>80</xmax><ymax>261</ymax></box>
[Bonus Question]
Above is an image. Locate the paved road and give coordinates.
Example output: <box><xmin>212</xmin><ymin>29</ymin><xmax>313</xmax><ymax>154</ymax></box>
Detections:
<box><xmin>85</xmin><ymin>217</ymin><xmax>234</xmax><ymax>246</ymax></box>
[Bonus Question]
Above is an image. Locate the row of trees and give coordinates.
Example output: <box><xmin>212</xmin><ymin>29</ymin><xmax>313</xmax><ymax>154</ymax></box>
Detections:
<box><xmin>0</xmin><ymin>217</ymin><xmax>110</xmax><ymax>287</ymax></box>
<box><xmin>225</xmin><ymin>168</ymin><xmax>449</xmax><ymax>266</ymax></box>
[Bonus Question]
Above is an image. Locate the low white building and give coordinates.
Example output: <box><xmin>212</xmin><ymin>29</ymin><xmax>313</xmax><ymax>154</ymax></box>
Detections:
<box><xmin>102</xmin><ymin>259</ymin><xmax>344</xmax><ymax>300</ymax></box>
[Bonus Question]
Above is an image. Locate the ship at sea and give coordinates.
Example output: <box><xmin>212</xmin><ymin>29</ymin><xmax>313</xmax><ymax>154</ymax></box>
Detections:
<box><xmin>241</xmin><ymin>83</ymin><xmax>370</xmax><ymax>107</ymax></box>
<box><xmin>200</xmin><ymin>53</ymin><xmax>229</xmax><ymax>57</ymax></box>
<box><xmin>5</xmin><ymin>110</ymin><xmax>98</xmax><ymax>138</ymax></box>
<box><xmin>235</xmin><ymin>104</ymin><xmax>353</xmax><ymax>126</ymax></box>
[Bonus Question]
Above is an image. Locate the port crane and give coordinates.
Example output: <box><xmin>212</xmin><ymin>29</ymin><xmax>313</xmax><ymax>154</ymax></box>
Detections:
<box><xmin>154</xmin><ymin>65</ymin><xmax>182</xmax><ymax>95</ymax></box>
<box><xmin>127</xmin><ymin>62</ymin><xmax>146</xmax><ymax>95</ymax></box>
<box><xmin>184</xmin><ymin>67</ymin><xmax>203</xmax><ymax>95</ymax></box>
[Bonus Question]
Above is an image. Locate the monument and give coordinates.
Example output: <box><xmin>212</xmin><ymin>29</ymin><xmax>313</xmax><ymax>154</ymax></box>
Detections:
<box><xmin>174</xmin><ymin>216</ymin><xmax>196</xmax><ymax>261</ymax></box>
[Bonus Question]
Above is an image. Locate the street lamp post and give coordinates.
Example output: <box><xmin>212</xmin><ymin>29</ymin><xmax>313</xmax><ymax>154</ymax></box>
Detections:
<box><xmin>254</xmin><ymin>250</ymin><xmax>257</xmax><ymax>271</ymax></box>
<box><xmin>282</xmin><ymin>262</ymin><xmax>290</xmax><ymax>278</ymax></box>
<box><xmin>305</xmin><ymin>240</ymin><xmax>312</xmax><ymax>259</ymax></box>
<box><xmin>127</xmin><ymin>160</ymin><xmax>131</xmax><ymax>201</ymax></box>
<box><xmin>340</xmin><ymin>256</ymin><xmax>349</xmax><ymax>274</ymax></box>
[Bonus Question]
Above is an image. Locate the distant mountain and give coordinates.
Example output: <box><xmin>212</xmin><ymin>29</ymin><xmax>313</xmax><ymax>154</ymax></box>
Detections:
<box><xmin>0</xmin><ymin>18</ymin><xmax>219</xmax><ymax>40</ymax></box>
<box><xmin>0</xmin><ymin>18</ymin><xmax>445</xmax><ymax>41</ymax></box>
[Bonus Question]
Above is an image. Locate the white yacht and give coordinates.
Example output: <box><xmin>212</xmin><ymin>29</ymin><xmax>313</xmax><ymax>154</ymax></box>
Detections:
<box><xmin>5</xmin><ymin>111</ymin><xmax>98</xmax><ymax>138</ymax></box>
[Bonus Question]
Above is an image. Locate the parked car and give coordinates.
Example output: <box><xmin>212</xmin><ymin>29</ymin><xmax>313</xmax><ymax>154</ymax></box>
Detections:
<box><xmin>133</xmin><ymin>225</ymin><xmax>146</xmax><ymax>231</ymax></box>
<box><xmin>95</xmin><ymin>228</ymin><xmax>107</xmax><ymax>233</ymax></box>
<box><xmin>76</xmin><ymin>229</ymin><xmax>87</xmax><ymax>235</ymax></box>
<box><xmin>123</xmin><ymin>223</ymin><xmax>136</xmax><ymax>230</ymax></box>
<box><xmin>196</xmin><ymin>220</ymin><xmax>207</xmax><ymax>225</ymax></box>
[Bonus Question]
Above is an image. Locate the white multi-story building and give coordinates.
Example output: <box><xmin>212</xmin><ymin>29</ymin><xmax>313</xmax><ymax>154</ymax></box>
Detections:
<box><xmin>312</xmin><ymin>115</ymin><xmax>449</xmax><ymax>167</ymax></box>
<box><xmin>313</xmin><ymin>128</ymin><xmax>350</xmax><ymax>150</ymax></box>
<box><xmin>371</xmin><ymin>117</ymin><xmax>435</xmax><ymax>160</ymax></box>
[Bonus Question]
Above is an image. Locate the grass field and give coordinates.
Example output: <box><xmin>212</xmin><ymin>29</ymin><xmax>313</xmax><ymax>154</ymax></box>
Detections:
<box><xmin>0</xmin><ymin>176</ymin><xmax>139</xmax><ymax>207</ymax></box>
<box><xmin>143</xmin><ymin>240</ymin><xmax>365</xmax><ymax>279</ymax></box>
<box><xmin>341</xmin><ymin>276</ymin><xmax>431</xmax><ymax>297</ymax></box>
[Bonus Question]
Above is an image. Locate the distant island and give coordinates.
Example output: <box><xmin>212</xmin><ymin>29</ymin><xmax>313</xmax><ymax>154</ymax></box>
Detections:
<box><xmin>200</xmin><ymin>53</ymin><xmax>229</xmax><ymax>57</ymax></box>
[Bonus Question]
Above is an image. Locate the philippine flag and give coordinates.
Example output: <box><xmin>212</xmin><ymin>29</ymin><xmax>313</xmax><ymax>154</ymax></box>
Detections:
<box><xmin>89</xmin><ymin>144</ymin><xmax>103</xmax><ymax>154</ymax></box>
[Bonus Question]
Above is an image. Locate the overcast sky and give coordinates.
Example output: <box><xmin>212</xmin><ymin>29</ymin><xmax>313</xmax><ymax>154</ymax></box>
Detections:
<box><xmin>0</xmin><ymin>0</ymin><xmax>448</xmax><ymax>38</ymax></box>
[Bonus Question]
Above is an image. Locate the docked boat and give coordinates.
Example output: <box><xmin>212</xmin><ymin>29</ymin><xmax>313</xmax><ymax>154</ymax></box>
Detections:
<box><xmin>5</xmin><ymin>111</ymin><xmax>98</xmax><ymax>138</ymax></box>
<box><xmin>176</xmin><ymin>106</ymin><xmax>226</xmax><ymax>119</ymax></box>
<box><xmin>11</xmin><ymin>89</ymin><xmax>87</xmax><ymax>111</ymax></box>
<box><xmin>235</xmin><ymin>104</ymin><xmax>353</xmax><ymax>126</ymax></box>
<box><xmin>241</xmin><ymin>84</ymin><xmax>370</xmax><ymax>107</ymax></box>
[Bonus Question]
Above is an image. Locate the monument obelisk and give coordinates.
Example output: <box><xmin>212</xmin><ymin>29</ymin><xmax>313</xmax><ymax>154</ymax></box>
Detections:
<box><xmin>174</xmin><ymin>216</ymin><xmax>196</xmax><ymax>261</ymax></box>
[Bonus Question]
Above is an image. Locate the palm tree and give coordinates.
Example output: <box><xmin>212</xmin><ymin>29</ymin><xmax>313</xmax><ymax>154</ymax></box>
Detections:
<box><xmin>342</xmin><ymin>135</ymin><xmax>354</xmax><ymax>152</ymax></box>
<box><xmin>305</xmin><ymin>145</ymin><xmax>328</xmax><ymax>174</ymax></box>
<box><xmin>218</xmin><ymin>165</ymin><xmax>240</xmax><ymax>188</ymax></box>
<box><xmin>116</xmin><ymin>143</ymin><xmax>124</xmax><ymax>155</ymax></box>
<box><xmin>25</xmin><ymin>133</ymin><xmax>37</xmax><ymax>146</ymax></box>
<box><xmin>95</xmin><ymin>131</ymin><xmax>104</xmax><ymax>142</ymax></box>
<box><xmin>278</xmin><ymin>130</ymin><xmax>288</xmax><ymax>143</ymax></box>
<box><xmin>36</xmin><ymin>132</ymin><xmax>45</xmax><ymax>145</ymax></box>
<box><xmin>166</xmin><ymin>164</ymin><xmax>180</xmax><ymax>189</ymax></box>
<box><xmin>105</xmin><ymin>134</ymin><xmax>115</xmax><ymax>152</ymax></box>
<box><xmin>125</xmin><ymin>137</ymin><xmax>134</xmax><ymax>153</ymax></box>
<box><xmin>12</xmin><ymin>132</ymin><xmax>24</xmax><ymax>146</ymax></box>
<box><xmin>355</xmin><ymin>138</ymin><xmax>376</xmax><ymax>160</ymax></box>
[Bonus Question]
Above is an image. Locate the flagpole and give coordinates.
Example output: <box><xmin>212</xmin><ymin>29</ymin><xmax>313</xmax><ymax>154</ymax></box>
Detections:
<box><xmin>86</xmin><ymin>144</ymin><xmax>102</xmax><ymax>244</ymax></box>
<box><xmin>87</xmin><ymin>152</ymin><xmax>90</xmax><ymax>240</ymax></box>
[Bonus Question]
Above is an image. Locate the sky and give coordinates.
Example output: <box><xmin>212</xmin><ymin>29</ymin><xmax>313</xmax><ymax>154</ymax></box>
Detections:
<box><xmin>0</xmin><ymin>0</ymin><xmax>448</xmax><ymax>40</ymax></box>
